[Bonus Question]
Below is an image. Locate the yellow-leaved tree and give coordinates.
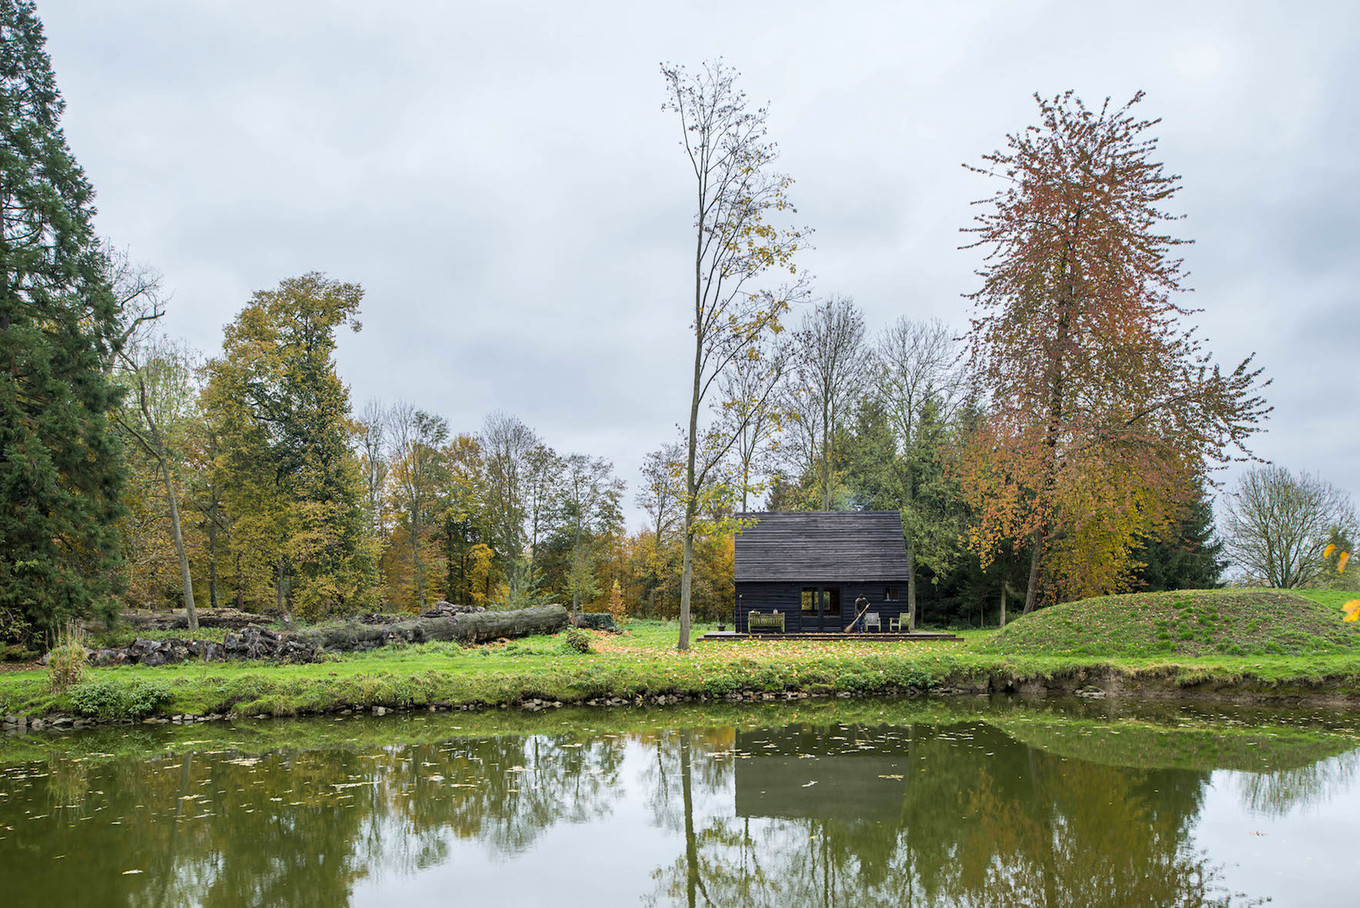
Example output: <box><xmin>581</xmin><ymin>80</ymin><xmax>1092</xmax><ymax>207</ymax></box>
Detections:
<box><xmin>202</xmin><ymin>273</ymin><xmax>378</xmax><ymax>619</ymax></box>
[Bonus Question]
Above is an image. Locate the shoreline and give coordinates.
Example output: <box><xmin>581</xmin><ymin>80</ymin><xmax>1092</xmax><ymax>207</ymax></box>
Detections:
<box><xmin>5</xmin><ymin>656</ymin><xmax>1359</xmax><ymax>735</ymax></box>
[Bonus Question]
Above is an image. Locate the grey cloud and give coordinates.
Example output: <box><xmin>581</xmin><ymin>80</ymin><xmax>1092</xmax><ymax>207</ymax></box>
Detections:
<box><xmin>35</xmin><ymin>0</ymin><xmax>1360</xmax><ymax>520</ymax></box>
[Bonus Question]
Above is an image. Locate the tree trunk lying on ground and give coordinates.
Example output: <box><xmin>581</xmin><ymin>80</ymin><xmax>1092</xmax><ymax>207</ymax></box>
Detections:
<box><xmin>295</xmin><ymin>605</ymin><xmax>570</xmax><ymax>650</ymax></box>
<box><xmin>86</xmin><ymin>605</ymin><xmax>571</xmax><ymax>666</ymax></box>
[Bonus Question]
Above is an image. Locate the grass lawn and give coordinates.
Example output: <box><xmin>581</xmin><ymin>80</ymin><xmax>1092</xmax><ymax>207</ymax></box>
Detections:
<box><xmin>3</xmin><ymin>588</ymin><xmax>1359</xmax><ymax>723</ymax></box>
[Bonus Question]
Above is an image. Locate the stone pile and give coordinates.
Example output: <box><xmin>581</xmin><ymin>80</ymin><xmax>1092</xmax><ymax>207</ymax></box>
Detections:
<box><xmin>88</xmin><ymin>625</ymin><xmax>319</xmax><ymax>666</ymax></box>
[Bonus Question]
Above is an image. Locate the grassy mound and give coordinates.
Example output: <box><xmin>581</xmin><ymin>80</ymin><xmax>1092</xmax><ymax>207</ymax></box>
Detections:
<box><xmin>975</xmin><ymin>589</ymin><xmax>1360</xmax><ymax>659</ymax></box>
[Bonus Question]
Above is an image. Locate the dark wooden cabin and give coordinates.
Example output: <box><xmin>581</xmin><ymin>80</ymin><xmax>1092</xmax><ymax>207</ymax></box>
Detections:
<box><xmin>734</xmin><ymin>511</ymin><xmax>911</xmax><ymax>633</ymax></box>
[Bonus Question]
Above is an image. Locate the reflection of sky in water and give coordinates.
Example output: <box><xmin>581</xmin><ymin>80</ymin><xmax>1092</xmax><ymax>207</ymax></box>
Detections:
<box><xmin>1195</xmin><ymin>752</ymin><xmax>1360</xmax><ymax>908</ymax></box>
<box><xmin>353</xmin><ymin>739</ymin><xmax>691</xmax><ymax>906</ymax></box>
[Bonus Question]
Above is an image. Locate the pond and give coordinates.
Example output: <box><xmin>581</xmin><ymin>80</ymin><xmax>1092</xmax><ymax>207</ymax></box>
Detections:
<box><xmin>0</xmin><ymin>697</ymin><xmax>1357</xmax><ymax>907</ymax></box>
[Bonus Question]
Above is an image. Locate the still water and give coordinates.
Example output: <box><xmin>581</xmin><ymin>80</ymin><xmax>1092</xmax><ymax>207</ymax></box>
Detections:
<box><xmin>1</xmin><ymin>698</ymin><xmax>1357</xmax><ymax>907</ymax></box>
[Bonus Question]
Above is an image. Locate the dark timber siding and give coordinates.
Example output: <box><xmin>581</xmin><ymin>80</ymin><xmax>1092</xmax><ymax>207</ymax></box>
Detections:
<box><xmin>733</xmin><ymin>512</ymin><xmax>911</xmax><ymax>633</ymax></box>
<box><xmin>737</xmin><ymin>581</ymin><xmax>909</xmax><ymax>632</ymax></box>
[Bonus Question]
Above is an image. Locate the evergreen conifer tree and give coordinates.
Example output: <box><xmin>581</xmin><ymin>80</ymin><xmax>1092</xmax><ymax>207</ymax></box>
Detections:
<box><xmin>1131</xmin><ymin>484</ymin><xmax>1226</xmax><ymax>591</ymax></box>
<box><xmin>0</xmin><ymin>0</ymin><xmax>125</xmax><ymax>641</ymax></box>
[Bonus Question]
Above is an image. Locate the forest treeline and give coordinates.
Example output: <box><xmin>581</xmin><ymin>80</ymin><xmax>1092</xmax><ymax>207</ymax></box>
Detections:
<box><xmin>105</xmin><ymin>283</ymin><xmax>1230</xmax><ymax>633</ymax></box>
<box><xmin>2</xmin><ymin>4</ymin><xmax>1299</xmax><ymax>652</ymax></box>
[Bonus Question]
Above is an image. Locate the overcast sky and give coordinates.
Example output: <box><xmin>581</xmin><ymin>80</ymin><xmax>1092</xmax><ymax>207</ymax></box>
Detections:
<box><xmin>37</xmin><ymin>0</ymin><xmax>1359</xmax><ymax>530</ymax></box>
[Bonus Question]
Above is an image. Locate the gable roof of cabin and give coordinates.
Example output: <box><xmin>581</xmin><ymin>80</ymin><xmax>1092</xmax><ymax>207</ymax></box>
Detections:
<box><xmin>734</xmin><ymin>511</ymin><xmax>910</xmax><ymax>583</ymax></box>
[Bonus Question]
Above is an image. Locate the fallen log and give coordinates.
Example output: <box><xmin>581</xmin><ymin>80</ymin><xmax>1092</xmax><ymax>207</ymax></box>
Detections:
<box><xmin>294</xmin><ymin>604</ymin><xmax>570</xmax><ymax>651</ymax></box>
<box><xmin>427</xmin><ymin>604</ymin><xmax>569</xmax><ymax>644</ymax></box>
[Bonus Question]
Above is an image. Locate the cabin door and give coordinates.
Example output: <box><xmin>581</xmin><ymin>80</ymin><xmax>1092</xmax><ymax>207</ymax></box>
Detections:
<box><xmin>800</xmin><ymin>586</ymin><xmax>842</xmax><ymax>632</ymax></box>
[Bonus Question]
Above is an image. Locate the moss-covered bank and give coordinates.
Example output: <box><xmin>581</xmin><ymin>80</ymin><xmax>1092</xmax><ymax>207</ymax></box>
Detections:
<box><xmin>4</xmin><ymin>611</ymin><xmax>1360</xmax><ymax>729</ymax></box>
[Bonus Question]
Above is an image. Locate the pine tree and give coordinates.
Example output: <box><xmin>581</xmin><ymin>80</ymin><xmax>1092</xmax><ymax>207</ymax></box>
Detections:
<box><xmin>0</xmin><ymin>0</ymin><xmax>125</xmax><ymax>641</ymax></box>
<box><xmin>1131</xmin><ymin>484</ymin><xmax>1226</xmax><ymax>591</ymax></box>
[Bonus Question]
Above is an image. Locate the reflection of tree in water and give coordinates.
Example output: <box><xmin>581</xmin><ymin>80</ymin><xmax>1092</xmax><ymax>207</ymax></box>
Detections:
<box><xmin>1233</xmin><ymin>748</ymin><xmax>1360</xmax><ymax>818</ymax></box>
<box><xmin>647</xmin><ymin>722</ymin><xmax>1265</xmax><ymax>908</ymax></box>
<box><xmin>0</xmin><ymin>732</ymin><xmax>628</xmax><ymax>908</ymax></box>
<box><xmin>0</xmin><ymin>749</ymin><xmax>378</xmax><ymax>908</ymax></box>
<box><xmin>635</xmin><ymin>727</ymin><xmax>739</xmax><ymax>908</ymax></box>
<box><xmin>952</xmin><ymin>756</ymin><xmax>1249</xmax><ymax>908</ymax></box>
<box><xmin>361</xmin><ymin>732</ymin><xmax>628</xmax><ymax>869</ymax></box>
<box><xmin>637</xmin><ymin>727</ymin><xmax>736</xmax><ymax>834</ymax></box>
<box><xmin>4</xmin><ymin>712</ymin><xmax>1352</xmax><ymax>907</ymax></box>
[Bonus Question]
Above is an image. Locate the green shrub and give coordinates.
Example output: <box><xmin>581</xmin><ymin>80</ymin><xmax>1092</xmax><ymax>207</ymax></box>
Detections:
<box><xmin>0</xmin><ymin>643</ymin><xmax>37</xmax><ymax>662</ymax></box>
<box><xmin>563</xmin><ymin>627</ymin><xmax>593</xmax><ymax>654</ymax></box>
<box><xmin>68</xmin><ymin>679</ymin><xmax>172</xmax><ymax>720</ymax></box>
<box><xmin>703</xmin><ymin>676</ymin><xmax>739</xmax><ymax>696</ymax></box>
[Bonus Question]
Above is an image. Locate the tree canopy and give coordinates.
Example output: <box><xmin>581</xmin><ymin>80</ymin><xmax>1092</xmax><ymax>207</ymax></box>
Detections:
<box><xmin>1221</xmin><ymin>466</ymin><xmax>1356</xmax><ymax>589</ymax></box>
<box><xmin>1</xmin><ymin>27</ymin><xmax>1300</xmax><ymax>639</ymax></box>
<box><xmin>958</xmin><ymin>92</ymin><xmax>1270</xmax><ymax>610</ymax></box>
<box><xmin>202</xmin><ymin>273</ymin><xmax>376</xmax><ymax>619</ymax></box>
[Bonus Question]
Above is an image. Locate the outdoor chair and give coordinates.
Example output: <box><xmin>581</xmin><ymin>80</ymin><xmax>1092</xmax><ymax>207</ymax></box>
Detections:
<box><xmin>863</xmin><ymin>612</ymin><xmax>881</xmax><ymax>633</ymax></box>
<box><xmin>888</xmin><ymin>615</ymin><xmax>903</xmax><ymax>632</ymax></box>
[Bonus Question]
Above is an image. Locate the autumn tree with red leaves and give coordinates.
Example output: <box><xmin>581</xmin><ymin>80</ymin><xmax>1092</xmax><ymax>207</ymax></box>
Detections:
<box><xmin>959</xmin><ymin>92</ymin><xmax>1270</xmax><ymax>612</ymax></box>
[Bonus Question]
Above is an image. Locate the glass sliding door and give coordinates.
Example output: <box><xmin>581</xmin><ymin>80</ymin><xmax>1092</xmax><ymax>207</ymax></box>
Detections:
<box><xmin>799</xmin><ymin>586</ymin><xmax>842</xmax><ymax>632</ymax></box>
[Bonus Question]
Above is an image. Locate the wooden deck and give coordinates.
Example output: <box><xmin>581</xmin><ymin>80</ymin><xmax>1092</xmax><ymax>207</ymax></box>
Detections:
<box><xmin>698</xmin><ymin>630</ymin><xmax>962</xmax><ymax>643</ymax></box>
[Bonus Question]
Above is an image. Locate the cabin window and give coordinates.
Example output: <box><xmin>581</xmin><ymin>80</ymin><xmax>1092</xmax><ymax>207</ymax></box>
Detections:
<box><xmin>885</xmin><ymin>587</ymin><xmax>899</xmax><ymax>601</ymax></box>
<box><xmin>802</xmin><ymin>588</ymin><xmax>840</xmax><ymax>616</ymax></box>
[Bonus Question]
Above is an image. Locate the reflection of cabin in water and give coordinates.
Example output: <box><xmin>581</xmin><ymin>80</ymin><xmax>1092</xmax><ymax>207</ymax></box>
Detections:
<box><xmin>734</xmin><ymin>724</ymin><xmax>909</xmax><ymax>821</ymax></box>
<box><xmin>734</xmin><ymin>511</ymin><xmax>911</xmax><ymax>634</ymax></box>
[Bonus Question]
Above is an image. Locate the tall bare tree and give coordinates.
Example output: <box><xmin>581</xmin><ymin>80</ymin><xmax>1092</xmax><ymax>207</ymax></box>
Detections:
<box><xmin>874</xmin><ymin>317</ymin><xmax>963</xmax><ymax>629</ymax></box>
<box><xmin>662</xmin><ymin>59</ymin><xmax>809</xmax><ymax>650</ymax></box>
<box><xmin>637</xmin><ymin>442</ymin><xmax>685</xmax><ymax>548</ymax></box>
<box><xmin>523</xmin><ymin>442</ymin><xmax>563</xmax><ymax>570</ymax></box>
<box><xmin>356</xmin><ymin>399</ymin><xmax>390</xmax><ymax>540</ymax></box>
<box><xmin>1220</xmin><ymin>466</ymin><xmax>1357</xmax><ymax>588</ymax></box>
<box><xmin>388</xmin><ymin>402</ymin><xmax>450</xmax><ymax>608</ymax></box>
<box><xmin>556</xmin><ymin>454</ymin><xmax>625</xmax><ymax>613</ymax></box>
<box><xmin>114</xmin><ymin>332</ymin><xmax>203</xmax><ymax>629</ymax></box>
<box><xmin>717</xmin><ymin>336</ymin><xmax>789</xmax><ymax>514</ymax></box>
<box><xmin>480</xmin><ymin>411</ymin><xmax>539</xmax><ymax>567</ymax></box>
<box><xmin>105</xmin><ymin>252</ymin><xmax>202</xmax><ymax>627</ymax></box>
<box><xmin>100</xmin><ymin>242</ymin><xmax>167</xmax><ymax>369</ymax></box>
<box><xmin>782</xmin><ymin>295</ymin><xmax>866</xmax><ymax>510</ymax></box>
